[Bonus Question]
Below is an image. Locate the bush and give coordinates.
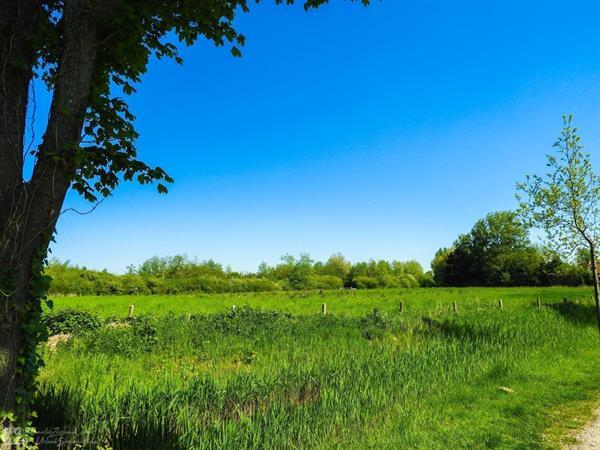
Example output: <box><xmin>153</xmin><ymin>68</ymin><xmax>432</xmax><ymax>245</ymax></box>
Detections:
<box><xmin>353</xmin><ymin>276</ymin><xmax>379</xmax><ymax>289</ymax></box>
<box><xmin>43</xmin><ymin>309</ymin><xmax>101</xmax><ymax>335</ymax></box>
<box><xmin>193</xmin><ymin>276</ymin><xmax>229</xmax><ymax>294</ymax></box>
<box><xmin>120</xmin><ymin>275</ymin><xmax>151</xmax><ymax>295</ymax></box>
<box><xmin>418</xmin><ymin>272</ymin><xmax>436</xmax><ymax>287</ymax></box>
<box><xmin>377</xmin><ymin>275</ymin><xmax>400</xmax><ymax>288</ymax></box>
<box><xmin>309</xmin><ymin>275</ymin><xmax>343</xmax><ymax>290</ymax></box>
<box><xmin>230</xmin><ymin>277</ymin><xmax>282</xmax><ymax>292</ymax></box>
<box><xmin>398</xmin><ymin>273</ymin><xmax>419</xmax><ymax>288</ymax></box>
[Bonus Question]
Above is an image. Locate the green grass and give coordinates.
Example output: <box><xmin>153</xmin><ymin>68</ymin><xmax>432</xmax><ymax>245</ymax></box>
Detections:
<box><xmin>48</xmin><ymin>286</ymin><xmax>593</xmax><ymax>318</ymax></box>
<box><xmin>36</xmin><ymin>287</ymin><xmax>600</xmax><ymax>449</ymax></box>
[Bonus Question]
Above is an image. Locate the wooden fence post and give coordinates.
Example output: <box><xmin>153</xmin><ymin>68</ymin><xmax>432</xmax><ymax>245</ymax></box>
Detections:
<box><xmin>453</xmin><ymin>301</ymin><xmax>458</xmax><ymax>313</ymax></box>
<box><xmin>322</xmin><ymin>303</ymin><xmax>327</xmax><ymax>316</ymax></box>
<box><xmin>498</xmin><ymin>299</ymin><xmax>503</xmax><ymax>310</ymax></box>
<box><xmin>536</xmin><ymin>297</ymin><xmax>541</xmax><ymax>309</ymax></box>
<box><xmin>400</xmin><ymin>301</ymin><xmax>404</xmax><ymax>314</ymax></box>
<box><xmin>128</xmin><ymin>304</ymin><xmax>135</xmax><ymax>318</ymax></box>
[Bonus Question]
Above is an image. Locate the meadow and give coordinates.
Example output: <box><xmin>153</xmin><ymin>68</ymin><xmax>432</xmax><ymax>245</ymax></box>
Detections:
<box><xmin>36</xmin><ymin>287</ymin><xmax>600</xmax><ymax>449</ymax></box>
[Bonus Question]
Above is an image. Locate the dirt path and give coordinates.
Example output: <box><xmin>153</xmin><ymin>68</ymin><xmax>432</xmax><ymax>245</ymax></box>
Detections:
<box><xmin>567</xmin><ymin>409</ymin><xmax>600</xmax><ymax>449</ymax></box>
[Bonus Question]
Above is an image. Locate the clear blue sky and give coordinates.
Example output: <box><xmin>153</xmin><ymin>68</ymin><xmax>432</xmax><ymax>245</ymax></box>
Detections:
<box><xmin>35</xmin><ymin>0</ymin><xmax>600</xmax><ymax>273</ymax></box>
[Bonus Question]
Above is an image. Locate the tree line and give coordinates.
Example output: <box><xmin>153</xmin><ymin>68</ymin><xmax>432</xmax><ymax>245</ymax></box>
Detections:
<box><xmin>47</xmin><ymin>209</ymin><xmax>595</xmax><ymax>296</ymax></box>
<box><xmin>46</xmin><ymin>254</ymin><xmax>432</xmax><ymax>296</ymax></box>
<box><xmin>431</xmin><ymin>211</ymin><xmax>593</xmax><ymax>287</ymax></box>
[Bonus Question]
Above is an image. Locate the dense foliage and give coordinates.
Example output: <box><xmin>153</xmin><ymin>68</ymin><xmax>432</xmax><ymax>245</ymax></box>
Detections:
<box><xmin>432</xmin><ymin>211</ymin><xmax>592</xmax><ymax>287</ymax></box>
<box><xmin>45</xmin><ymin>254</ymin><xmax>431</xmax><ymax>296</ymax></box>
<box><xmin>42</xmin><ymin>309</ymin><xmax>102</xmax><ymax>336</ymax></box>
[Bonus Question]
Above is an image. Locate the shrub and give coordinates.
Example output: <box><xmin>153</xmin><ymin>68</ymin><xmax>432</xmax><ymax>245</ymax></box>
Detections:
<box><xmin>377</xmin><ymin>275</ymin><xmax>401</xmax><ymax>288</ymax></box>
<box><xmin>418</xmin><ymin>272</ymin><xmax>436</xmax><ymax>287</ymax></box>
<box><xmin>353</xmin><ymin>276</ymin><xmax>379</xmax><ymax>289</ymax></box>
<box><xmin>196</xmin><ymin>276</ymin><xmax>232</xmax><ymax>293</ymax></box>
<box><xmin>120</xmin><ymin>275</ymin><xmax>151</xmax><ymax>295</ymax></box>
<box><xmin>43</xmin><ymin>309</ymin><xmax>101</xmax><ymax>335</ymax></box>
<box><xmin>230</xmin><ymin>277</ymin><xmax>282</xmax><ymax>292</ymax></box>
<box><xmin>398</xmin><ymin>273</ymin><xmax>419</xmax><ymax>288</ymax></box>
<box><xmin>310</xmin><ymin>275</ymin><xmax>343</xmax><ymax>290</ymax></box>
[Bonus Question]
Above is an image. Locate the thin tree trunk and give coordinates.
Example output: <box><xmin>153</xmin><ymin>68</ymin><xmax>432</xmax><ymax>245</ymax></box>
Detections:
<box><xmin>589</xmin><ymin>244</ymin><xmax>600</xmax><ymax>331</ymax></box>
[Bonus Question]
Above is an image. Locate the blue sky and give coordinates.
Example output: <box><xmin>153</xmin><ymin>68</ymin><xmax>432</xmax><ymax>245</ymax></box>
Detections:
<box><xmin>35</xmin><ymin>0</ymin><xmax>600</xmax><ymax>273</ymax></box>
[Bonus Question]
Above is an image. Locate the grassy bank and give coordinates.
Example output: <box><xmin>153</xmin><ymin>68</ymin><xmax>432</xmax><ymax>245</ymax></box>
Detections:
<box><xmin>36</xmin><ymin>287</ymin><xmax>600</xmax><ymax>449</ymax></box>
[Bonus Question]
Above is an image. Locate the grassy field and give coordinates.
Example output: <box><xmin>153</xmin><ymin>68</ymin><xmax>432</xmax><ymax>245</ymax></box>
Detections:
<box><xmin>46</xmin><ymin>286</ymin><xmax>594</xmax><ymax>318</ymax></box>
<box><xmin>36</xmin><ymin>287</ymin><xmax>600</xmax><ymax>449</ymax></box>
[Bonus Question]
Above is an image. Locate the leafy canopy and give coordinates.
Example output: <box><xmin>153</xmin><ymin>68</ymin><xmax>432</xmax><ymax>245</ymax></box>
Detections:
<box><xmin>516</xmin><ymin>114</ymin><xmax>600</xmax><ymax>257</ymax></box>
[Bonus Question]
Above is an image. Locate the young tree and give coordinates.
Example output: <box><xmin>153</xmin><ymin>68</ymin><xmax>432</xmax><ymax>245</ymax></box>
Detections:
<box><xmin>517</xmin><ymin>114</ymin><xmax>600</xmax><ymax>330</ymax></box>
<box><xmin>0</xmin><ymin>0</ymin><xmax>369</xmax><ymax>435</ymax></box>
<box><xmin>321</xmin><ymin>253</ymin><xmax>351</xmax><ymax>281</ymax></box>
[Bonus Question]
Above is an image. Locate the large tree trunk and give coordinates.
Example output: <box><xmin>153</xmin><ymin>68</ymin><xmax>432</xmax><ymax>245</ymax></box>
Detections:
<box><xmin>590</xmin><ymin>245</ymin><xmax>600</xmax><ymax>334</ymax></box>
<box><xmin>0</xmin><ymin>185</ymin><xmax>64</xmax><ymax>419</ymax></box>
<box><xmin>0</xmin><ymin>0</ymin><xmax>43</xmax><ymax>430</ymax></box>
<box><xmin>0</xmin><ymin>226</ymin><xmax>40</xmax><ymax>416</ymax></box>
<box><xmin>1</xmin><ymin>0</ymin><xmax>105</xmax><ymax>436</ymax></box>
<box><xmin>0</xmin><ymin>279</ymin><xmax>27</xmax><ymax>416</ymax></box>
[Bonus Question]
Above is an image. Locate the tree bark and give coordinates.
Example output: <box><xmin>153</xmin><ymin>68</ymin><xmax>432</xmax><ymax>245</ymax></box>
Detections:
<box><xmin>1</xmin><ymin>0</ymin><xmax>106</xmax><ymax>430</ymax></box>
<box><xmin>0</xmin><ymin>241</ymin><xmax>34</xmax><ymax>414</ymax></box>
<box><xmin>590</xmin><ymin>244</ymin><xmax>600</xmax><ymax>334</ymax></box>
<box><xmin>0</xmin><ymin>0</ymin><xmax>43</xmax><ymax>424</ymax></box>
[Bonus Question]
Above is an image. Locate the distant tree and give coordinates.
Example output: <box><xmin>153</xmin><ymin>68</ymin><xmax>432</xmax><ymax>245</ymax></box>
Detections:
<box><xmin>493</xmin><ymin>247</ymin><xmax>542</xmax><ymax>286</ymax></box>
<box><xmin>258</xmin><ymin>254</ymin><xmax>317</xmax><ymax>290</ymax></box>
<box><xmin>399</xmin><ymin>260</ymin><xmax>424</xmax><ymax>279</ymax></box>
<box><xmin>288</xmin><ymin>253</ymin><xmax>314</xmax><ymax>290</ymax></box>
<box><xmin>517</xmin><ymin>114</ymin><xmax>600</xmax><ymax>331</ymax></box>
<box><xmin>321</xmin><ymin>253</ymin><xmax>352</xmax><ymax>281</ymax></box>
<box><xmin>138</xmin><ymin>255</ymin><xmax>192</xmax><ymax>278</ymax></box>
<box><xmin>431</xmin><ymin>247</ymin><xmax>452</xmax><ymax>286</ymax></box>
<box><xmin>438</xmin><ymin>211</ymin><xmax>530</xmax><ymax>286</ymax></box>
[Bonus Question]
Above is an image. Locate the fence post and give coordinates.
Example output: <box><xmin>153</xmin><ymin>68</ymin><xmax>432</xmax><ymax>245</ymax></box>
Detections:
<box><xmin>498</xmin><ymin>299</ymin><xmax>503</xmax><ymax>310</ymax></box>
<box><xmin>536</xmin><ymin>297</ymin><xmax>541</xmax><ymax>309</ymax></box>
<box><xmin>128</xmin><ymin>304</ymin><xmax>135</xmax><ymax>318</ymax></box>
<box><xmin>400</xmin><ymin>301</ymin><xmax>404</xmax><ymax>314</ymax></box>
<box><xmin>453</xmin><ymin>301</ymin><xmax>458</xmax><ymax>313</ymax></box>
<box><xmin>322</xmin><ymin>303</ymin><xmax>327</xmax><ymax>316</ymax></box>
